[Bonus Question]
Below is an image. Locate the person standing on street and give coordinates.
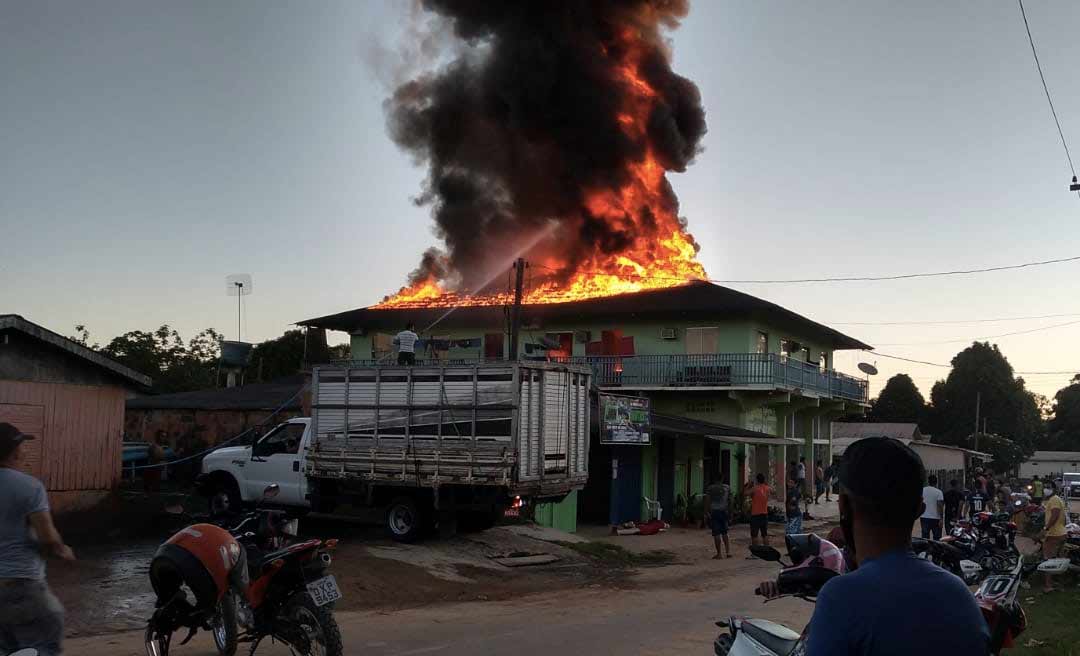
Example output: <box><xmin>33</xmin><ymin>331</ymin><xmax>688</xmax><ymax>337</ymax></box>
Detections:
<box><xmin>920</xmin><ymin>474</ymin><xmax>944</xmax><ymax>540</ymax></box>
<box><xmin>814</xmin><ymin>460</ymin><xmax>825</xmax><ymax>505</ymax></box>
<box><xmin>943</xmin><ymin>479</ymin><xmax>964</xmax><ymax>530</ymax></box>
<box><xmin>1040</xmin><ymin>482</ymin><xmax>1068</xmax><ymax>593</ymax></box>
<box><xmin>1031</xmin><ymin>474</ymin><xmax>1044</xmax><ymax>505</ymax></box>
<box><xmin>823</xmin><ymin>461</ymin><xmax>836</xmax><ymax>502</ymax></box>
<box><xmin>704</xmin><ymin>479</ymin><xmax>732</xmax><ymax>559</ymax></box>
<box><xmin>743</xmin><ymin>473</ymin><xmax>772</xmax><ymax>547</ymax></box>
<box><xmin>797</xmin><ymin>457</ymin><xmax>811</xmax><ymax>518</ymax></box>
<box><xmin>393</xmin><ymin>322</ymin><xmax>420</xmax><ymax>365</ymax></box>
<box><xmin>997</xmin><ymin>479</ymin><xmax>1012</xmax><ymax>513</ymax></box>
<box><xmin>785</xmin><ymin>478</ymin><xmax>803</xmax><ymax>535</ymax></box>
<box><xmin>0</xmin><ymin>422</ymin><xmax>75</xmax><ymax>656</ymax></box>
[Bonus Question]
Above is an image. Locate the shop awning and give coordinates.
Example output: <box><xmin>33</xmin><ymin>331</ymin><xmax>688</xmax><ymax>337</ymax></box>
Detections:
<box><xmin>707</xmin><ymin>434</ymin><xmax>803</xmax><ymax>446</ymax></box>
<box><xmin>650</xmin><ymin>412</ymin><xmax>798</xmax><ymax>445</ymax></box>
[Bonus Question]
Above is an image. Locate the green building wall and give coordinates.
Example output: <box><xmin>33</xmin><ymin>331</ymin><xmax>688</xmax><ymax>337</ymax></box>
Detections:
<box><xmin>533</xmin><ymin>490</ymin><xmax>578</xmax><ymax>533</ymax></box>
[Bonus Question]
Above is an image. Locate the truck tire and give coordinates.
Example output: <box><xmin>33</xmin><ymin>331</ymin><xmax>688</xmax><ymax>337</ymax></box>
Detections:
<box><xmin>209</xmin><ymin>476</ymin><xmax>243</xmax><ymax>515</ymax></box>
<box><xmin>385</xmin><ymin>496</ymin><xmax>425</xmax><ymax>543</ymax></box>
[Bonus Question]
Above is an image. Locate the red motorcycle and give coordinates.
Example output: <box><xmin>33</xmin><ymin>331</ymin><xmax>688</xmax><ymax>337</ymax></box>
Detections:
<box><xmin>974</xmin><ymin>559</ymin><xmax>1040</xmax><ymax>653</ymax></box>
<box><xmin>145</xmin><ymin>486</ymin><xmax>343</xmax><ymax>656</ymax></box>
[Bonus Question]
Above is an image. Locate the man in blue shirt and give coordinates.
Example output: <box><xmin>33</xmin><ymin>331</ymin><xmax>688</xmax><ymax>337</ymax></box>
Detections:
<box><xmin>805</xmin><ymin>437</ymin><xmax>989</xmax><ymax>655</ymax></box>
<box><xmin>0</xmin><ymin>422</ymin><xmax>75</xmax><ymax>656</ymax></box>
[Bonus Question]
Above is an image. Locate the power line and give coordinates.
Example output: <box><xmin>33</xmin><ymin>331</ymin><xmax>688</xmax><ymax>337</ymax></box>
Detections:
<box><xmin>829</xmin><ymin>311</ymin><xmax>1080</xmax><ymax>326</ymax></box>
<box><xmin>1018</xmin><ymin>0</ymin><xmax>1076</xmax><ymax>177</ymax></box>
<box><xmin>874</xmin><ymin>318</ymin><xmax>1080</xmax><ymax>346</ymax></box>
<box><xmin>868</xmin><ymin>350</ymin><xmax>1078</xmax><ymax>376</ymax></box>
<box><xmin>534</xmin><ymin>253</ymin><xmax>1080</xmax><ymax>285</ymax></box>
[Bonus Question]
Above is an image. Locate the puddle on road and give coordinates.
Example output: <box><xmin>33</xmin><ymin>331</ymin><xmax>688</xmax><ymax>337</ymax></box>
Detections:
<box><xmin>52</xmin><ymin>540</ymin><xmax>161</xmax><ymax>636</ymax></box>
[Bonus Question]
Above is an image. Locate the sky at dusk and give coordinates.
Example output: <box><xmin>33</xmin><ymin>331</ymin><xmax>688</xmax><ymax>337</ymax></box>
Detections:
<box><xmin>5</xmin><ymin>1</ymin><xmax>1080</xmax><ymax>400</ymax></box>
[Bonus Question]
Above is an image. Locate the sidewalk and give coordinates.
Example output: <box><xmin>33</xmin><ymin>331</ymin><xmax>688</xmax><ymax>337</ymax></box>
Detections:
<box><xmin>579</xmin><ymin>497</ymin><xmax>841</xmax><ymax>561</ymax></box>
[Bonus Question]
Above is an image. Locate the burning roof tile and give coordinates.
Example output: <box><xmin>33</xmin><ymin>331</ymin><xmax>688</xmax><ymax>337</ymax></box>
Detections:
<box><xmin>299</xmin><ymin>281</ymin><xmax>872</xmax><ymax>351</ymax></box>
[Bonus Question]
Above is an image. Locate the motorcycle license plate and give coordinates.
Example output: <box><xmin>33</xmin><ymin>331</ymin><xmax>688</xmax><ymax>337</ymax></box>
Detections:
<box><xmin>306</xmin><ymin>575</ymin><xmax>342</xmax><ymax>607</ymax></box>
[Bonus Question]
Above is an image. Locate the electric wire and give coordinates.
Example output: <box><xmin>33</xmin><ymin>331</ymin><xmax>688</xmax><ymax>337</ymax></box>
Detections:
<box><xmin>532</xmin><ymin>253</ymin><xmax>1080</xmax><ymax>285</ymax></box>
<box><xmin>1018</xmin><ymin>0</ymin><xmax>1077</xmax><ymax>178</ymax></box>
<box><xmin>874</xmin><ymin>318</ymin><xmax>1080</xmax><ymax>346</ymax></box>
<box><xmin>869</xmin><ymin>350</ymin><xmax>1079</xmax><ymax>376</ymax></box>
<box><xmin>828</xmin><ymin>311</ymin><xmax>1080</xmax><ymax>326</ymax></box>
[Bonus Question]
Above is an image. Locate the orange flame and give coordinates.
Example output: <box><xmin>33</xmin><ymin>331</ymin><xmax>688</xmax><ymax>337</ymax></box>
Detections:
<box><xmin>375</xmin><ymin>26</ymin><xmax>705</xmax><ymax>310</ymax></box>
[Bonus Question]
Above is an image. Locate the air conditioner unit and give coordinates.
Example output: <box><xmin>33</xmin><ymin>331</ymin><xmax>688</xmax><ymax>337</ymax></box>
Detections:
<box><xmin>659</xmin><ymin>327</ymin><xmax>677</xmax><ymax>340</ymax></box>
<box><xmin>574</xmin><ymin>330</ymin><xmax>591</xmax><ymax>343</ymax></box>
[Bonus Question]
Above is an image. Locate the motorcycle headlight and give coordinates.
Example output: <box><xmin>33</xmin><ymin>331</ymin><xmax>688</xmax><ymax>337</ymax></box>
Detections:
<box><xmin>283</xmin><ymin>519</ymin><xmax>299</xmax><ymax>537</ymax></box>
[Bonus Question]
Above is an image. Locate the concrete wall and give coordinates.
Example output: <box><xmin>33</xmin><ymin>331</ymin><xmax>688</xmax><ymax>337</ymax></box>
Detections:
<box><xmin>125</xmin><ymin>407</ymin><xmax>304</xmax><ymax>453</ymax></box>
<box><xmin>909</xmin><ymin>443</ymin><xmax>965</xmax><ymax>473</ymax></box>
<box><xmin>1019</xmin><ymin>455</ymin><xmax>1080</xmax><ymax>479</ymax></box>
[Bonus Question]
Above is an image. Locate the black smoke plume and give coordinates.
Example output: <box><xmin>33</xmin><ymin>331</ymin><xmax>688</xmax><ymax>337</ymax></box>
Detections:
<box><xmin>387</xmin><ymin>0</ymin><xmax>707</xmax><ymax>292</ymax></box>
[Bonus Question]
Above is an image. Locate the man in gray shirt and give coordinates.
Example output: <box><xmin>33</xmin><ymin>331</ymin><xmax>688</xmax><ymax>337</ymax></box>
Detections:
<box><xmin>0</xmin><ymin>422</ymin><xmax>75</xmax><ymax>656</ymax></box>
<box><xmin>704</xmin><ymin>479</ymin><xmax>732</xmax><ymax>559</ymax></box>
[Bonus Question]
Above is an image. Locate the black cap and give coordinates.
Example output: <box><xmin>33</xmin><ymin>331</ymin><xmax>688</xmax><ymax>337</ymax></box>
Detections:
<box><xmin>0</xmin><ymin>422</ymin><xmax>34</xmax><ymax>460</ymax></box>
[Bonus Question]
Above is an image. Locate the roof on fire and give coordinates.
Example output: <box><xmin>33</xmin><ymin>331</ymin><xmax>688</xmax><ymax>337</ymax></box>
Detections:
<box><xmin>299</xmin><ymin>281</ymin><xmax>872</xmax><ymax>351</ymax></box>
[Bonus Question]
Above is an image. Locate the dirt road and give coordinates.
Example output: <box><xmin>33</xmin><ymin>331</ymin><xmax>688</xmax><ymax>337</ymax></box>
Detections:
<box><xmin>66</xmin><ymin>561</ymin><xmax>816</xmax><ymax>656</ymax></box>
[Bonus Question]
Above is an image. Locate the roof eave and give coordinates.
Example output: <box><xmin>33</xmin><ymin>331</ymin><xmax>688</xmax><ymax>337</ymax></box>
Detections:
<box><xmin>0</xmin><ymin>315</ymin><xmax>153</xmax><ymax>388</ymax></box>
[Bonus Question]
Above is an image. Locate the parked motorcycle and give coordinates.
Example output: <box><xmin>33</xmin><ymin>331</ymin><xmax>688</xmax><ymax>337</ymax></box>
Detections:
<box><xmin>911</xmin><ymin>537</ymin><xmax>984</xmax><ymax>585</ymax></box>
<box><xmin>713</xmin><ymin>534</ymin><xmax>1055</xmax><ymax>656</ymax></box>
<box><xmin>144</xmin><ymin>485</ymin><xmax>343</xmax><ymax>656</ymax></box>
<box><xmin>942</xmin><ymin>513</ymin><xmax>1020</xmax><ymax>580</ymax></box>
<box><xmin>713</xmin><ymin>535</ymin><xmax>846</xmax><ymax>655</ymax></box>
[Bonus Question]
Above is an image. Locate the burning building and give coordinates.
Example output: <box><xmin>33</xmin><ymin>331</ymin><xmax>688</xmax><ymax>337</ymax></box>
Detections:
<box><xmin>300</xmin><ymin>283</ymin><xmax>872</xmax><ymax>530</ymax></box>
<box><xmin>302</xmin><ymin>1</ymin><xmax>875</xmax><ymax>530</ymax></box>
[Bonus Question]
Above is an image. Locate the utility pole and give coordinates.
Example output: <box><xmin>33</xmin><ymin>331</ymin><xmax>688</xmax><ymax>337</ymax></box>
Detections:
<box><xmin>507</xmin><ymin>258</ymin><xmax>526</xmax><ymax>361</ymax></box>
<box><xmin>973</xmin><ymin>391</ymin><xmax>981</xmax><ymax>452</ymax></box>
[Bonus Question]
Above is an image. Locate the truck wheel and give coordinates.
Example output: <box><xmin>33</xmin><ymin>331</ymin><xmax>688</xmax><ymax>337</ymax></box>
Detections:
<box><xmin>210</xmin><ymin>477</ymin><xmax>243</xmax><ymax>515</ymax></box>
<box><xmin>386</xmin><ymin>497</ymin><xmax>425</xmax><ymax>543</ymax></box>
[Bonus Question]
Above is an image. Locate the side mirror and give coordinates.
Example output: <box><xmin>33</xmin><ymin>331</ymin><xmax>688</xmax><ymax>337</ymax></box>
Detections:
<box><xmin>749</xmin><ymin>545</ymin><xmax>783</xmax><ymax>562</ymax></box>
<box><xmin>263</xmin><ymin>484</ymin><xmax>280</xmax><ymax>500</ymax></box>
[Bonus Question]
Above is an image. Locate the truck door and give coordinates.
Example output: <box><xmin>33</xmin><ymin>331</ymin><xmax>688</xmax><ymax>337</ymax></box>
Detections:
<box><xmin>247</xmin><ymin>422</ymin><xmax>306</xmax><ymax>506</ymax></box>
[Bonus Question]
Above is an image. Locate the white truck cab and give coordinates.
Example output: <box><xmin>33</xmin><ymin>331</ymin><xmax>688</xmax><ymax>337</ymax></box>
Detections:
<box><xmin>200</xmin><ymin>418</ymin><xmax>312</xmax><ymax>510</ymax></box>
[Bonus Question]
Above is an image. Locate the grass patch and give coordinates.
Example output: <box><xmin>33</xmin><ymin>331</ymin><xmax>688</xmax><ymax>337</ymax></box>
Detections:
<box><xmin>1010</xmin><ymin>580</ymin><xmax>1080</xmax><ymax>655</ymax></box>
<box><xmin>555</xmin><ymin>541</ymin><xmax>676</xmax><ymax>567</ymax></box>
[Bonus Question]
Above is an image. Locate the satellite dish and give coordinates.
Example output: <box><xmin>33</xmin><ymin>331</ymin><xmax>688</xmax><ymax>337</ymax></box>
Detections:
<box><xmin>858</xmin><ymin>362</ymin><xmax>879</xmax><ymax>376</ymax></box>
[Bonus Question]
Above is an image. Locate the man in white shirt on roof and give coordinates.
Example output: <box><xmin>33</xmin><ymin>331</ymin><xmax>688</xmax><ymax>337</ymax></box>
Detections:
<box><xmin>393</xmin><ymin>322</ymin><xmax>419</xmax><ymax>365</ymax></box>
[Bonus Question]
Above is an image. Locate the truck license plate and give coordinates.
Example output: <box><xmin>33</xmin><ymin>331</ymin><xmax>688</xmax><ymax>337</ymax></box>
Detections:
<box><xmin>306</xmin><ymin>575</ymin><xmax>342</xmax><ymax>607</ymax></box>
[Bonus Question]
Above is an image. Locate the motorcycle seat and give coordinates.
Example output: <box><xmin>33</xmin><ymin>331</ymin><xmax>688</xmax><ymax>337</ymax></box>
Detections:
<box><xmin>742</xmin><ymin>619</ymin><xmax>801</xmax><ymax>656</ymax></box>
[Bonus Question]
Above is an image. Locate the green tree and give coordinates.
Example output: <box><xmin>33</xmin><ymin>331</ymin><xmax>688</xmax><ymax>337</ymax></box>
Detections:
<box><xmin>248</xmin><ymin>329</ymin><xmax>351</xmax><ymax>382</ymax></box>
<box><xmin>250</xmin><ymin>330</ymin><xmax>306</xmax><ymax>381</ymax></box>
<box><xmin>926</xmin><ymin>342</ymin><xmax>1043</xmax><ymax>460</ymax></box>
<box><xmin>74</xmin><ymin>324</ymin><xmax>223</xmax><ymax>393</ymax></box>
<box><xmin>1046</xmin><ymin>374</ymin><xmax>1080</xmax><ymax>450</ymax></box>
<box><xmin>869</xmin><ymin>374</ymin><xmax>927</xmax><ymax>424</ymax></box>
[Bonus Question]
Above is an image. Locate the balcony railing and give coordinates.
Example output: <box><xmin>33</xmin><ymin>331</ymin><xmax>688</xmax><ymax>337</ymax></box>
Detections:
<box><xmin>326</xmin><ymin>353</ymin><xmax>869</xmax><ymax>403</ymax></box>
<box><xmin>556</xmin><ymin>353</ymin><xmax>868</xmax><ymax>403</ymax></box>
